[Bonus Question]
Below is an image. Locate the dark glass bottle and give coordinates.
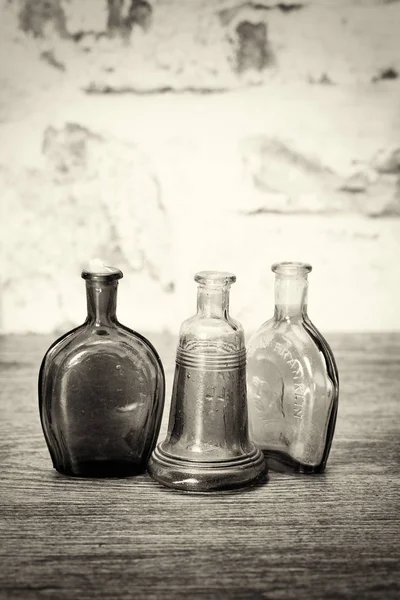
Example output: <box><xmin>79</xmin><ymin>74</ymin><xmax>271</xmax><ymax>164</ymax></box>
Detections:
<box><xmin>247</xmin><ymin>262</ymin><xmax>339</xmax><ymax>474</ymax></box>
<box><xmin>148</xmin><ymin>271</ymin><xmax>267</xmax><ymax>492</ymax></box>
<box><xmin>39</xmin><ymin>263</ymin><xmax>165</xmax><ymax>477</ymax></box>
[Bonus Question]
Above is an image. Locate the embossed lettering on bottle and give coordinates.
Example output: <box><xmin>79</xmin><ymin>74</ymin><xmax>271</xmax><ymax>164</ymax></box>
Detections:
<box><xmin>247</xmin><ymin>262</ymin><xmax>339</xmax><ymax>473</ymax></box>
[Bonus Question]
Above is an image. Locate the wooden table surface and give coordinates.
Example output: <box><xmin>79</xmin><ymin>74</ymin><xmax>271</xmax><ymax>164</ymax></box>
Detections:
<box><xmin>0</xmin><ymin>332</ymin><xmax>399</xmax><ymax>600</ymax></box>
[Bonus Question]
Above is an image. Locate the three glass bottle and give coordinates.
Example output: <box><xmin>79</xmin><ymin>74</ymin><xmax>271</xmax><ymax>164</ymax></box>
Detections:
<box><xmin>39</xmin><ymin>261</ymin><xmax>338</xmax><ymax>486</ymax></box>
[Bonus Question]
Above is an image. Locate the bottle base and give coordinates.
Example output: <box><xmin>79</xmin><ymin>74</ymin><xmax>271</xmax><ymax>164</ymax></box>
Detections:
<box><xmin>147</xmin><ymin>445</ymin><xmax>268</xmax><ymax>492</ymax></box>
<box><xmin>54</xmin><ymin>460</ymin><xmax>147</xmax><ymax>478</ymax></box>
<box><xmin>264</xmin><ymin>450</ymin><xmax>326</xmax><ymax>475</ymax></box>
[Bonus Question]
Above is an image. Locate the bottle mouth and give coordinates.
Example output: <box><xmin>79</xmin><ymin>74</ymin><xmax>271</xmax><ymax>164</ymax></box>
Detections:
<box><xmin>194</xmin><ymin>270</ymin><xmax>236</xmax><ymax>287</ymax></box>
<box><xmin>272</xmin><ymin>262</ymin><xmax>312</xmax><ymax>276</ymax></box>
<box><xmin>81</xmin><ymin>266</ymin><xmax>123</xmax><ymax>282</ymax></box>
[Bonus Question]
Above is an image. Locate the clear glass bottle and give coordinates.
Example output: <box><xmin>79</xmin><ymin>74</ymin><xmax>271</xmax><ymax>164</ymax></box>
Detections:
<box><xmin>148</xmin><ymin>271</ymin><xmax>267</xmax><ymax>492</ymax></box>
<box><xmin>39</xmin><ymin>262</ymin><xmax>165</xmax><ymax>477</ymax></box>
<box><xmin>247</xmin><ymin>262</ymin><xmax>339</xmax><ymax>473</ymax></box>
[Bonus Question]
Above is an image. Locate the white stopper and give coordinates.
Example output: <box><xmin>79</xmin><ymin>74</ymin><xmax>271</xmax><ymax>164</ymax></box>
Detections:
<box><xmin>87</xmin><ymin>258</ymin><xmax>114</xmax><ymax>274</ymax></box>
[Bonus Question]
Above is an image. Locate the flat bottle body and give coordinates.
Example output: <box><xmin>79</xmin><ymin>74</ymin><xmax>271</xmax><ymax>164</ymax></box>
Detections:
<box><xmin>39</xmin><ymin>322</ymin><xmax>165</xmax><ymax>477</ymax></box>
<box><xmin>247</xmin><ymin>316</ymin><xmax>338</xmax><ymax>473</ymax></box>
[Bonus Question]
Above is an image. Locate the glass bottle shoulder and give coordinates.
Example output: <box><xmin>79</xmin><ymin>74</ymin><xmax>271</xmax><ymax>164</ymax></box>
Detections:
<box><xmin>40</xmin><ymin>323</ymin><xmax>86</xmax><ymax>374</ymax></box>
<box><xmin>247</xmin><ymin>315</ymin><xmax>332</xmax><ymax>387</ymax></box>
<box><xmin>40</xmin><ymin>320</ymin><xmax>164</xmax><ymax>380</ymax></box>
<box><xmin>179</xmin><ymin>313</ymin><xmax>244</xmax><ymax>353</ymax></box>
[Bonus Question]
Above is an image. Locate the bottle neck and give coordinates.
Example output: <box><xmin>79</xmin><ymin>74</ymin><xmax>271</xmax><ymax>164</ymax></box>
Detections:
<box><xmin>86</xmin><ymin>280</ymin><xmax>118</xmax><ymax>326</ymax></box>
<box><xmin>274</xmin><ymin>275</ymin><xmax>308</xmax><ymax>320</ymax></box>
<box><xmin>197</xmin><ymin>285</ymin><xmax>230</xmax><ymax>318</ymax></box>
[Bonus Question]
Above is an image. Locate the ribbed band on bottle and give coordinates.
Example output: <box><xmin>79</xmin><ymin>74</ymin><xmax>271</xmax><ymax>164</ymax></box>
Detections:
<box><xmin>175</xmin><ymin>347</ymin><xmax>246</xmax><ymax>371</ymax></box>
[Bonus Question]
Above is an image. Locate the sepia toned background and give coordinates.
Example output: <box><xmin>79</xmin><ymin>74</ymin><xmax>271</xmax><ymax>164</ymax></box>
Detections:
<box><xmin>0</xmin><ymin>0</ymin><xmax>399</xmax><ymax>336</ymax></box>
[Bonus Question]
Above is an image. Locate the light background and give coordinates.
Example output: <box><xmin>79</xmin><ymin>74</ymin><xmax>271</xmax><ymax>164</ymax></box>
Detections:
<box><xmin>1</xmin><ymin>0</ymin><xmax>399</xmax><ymax>336</ymax></box>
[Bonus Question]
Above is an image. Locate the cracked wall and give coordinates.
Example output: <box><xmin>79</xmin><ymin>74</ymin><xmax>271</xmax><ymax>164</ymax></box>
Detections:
<box><xmin>0</xmin><ymin>0</ymin><xmax>399</xmax><ymax>333</ymax></box>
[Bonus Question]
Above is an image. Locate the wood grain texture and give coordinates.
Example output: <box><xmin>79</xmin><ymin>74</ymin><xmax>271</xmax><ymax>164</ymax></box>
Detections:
<box><xmin>0</xmin><ymin>333</ymin><xmax>399</xmax><ymax>600</ymax></box>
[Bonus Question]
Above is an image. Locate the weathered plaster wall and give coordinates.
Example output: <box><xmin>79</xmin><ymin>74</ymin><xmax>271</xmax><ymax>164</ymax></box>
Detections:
<box><xmin>0</xmin><ymin>0</ymin><xmax>399</xmax><ymax>334</ymax></box>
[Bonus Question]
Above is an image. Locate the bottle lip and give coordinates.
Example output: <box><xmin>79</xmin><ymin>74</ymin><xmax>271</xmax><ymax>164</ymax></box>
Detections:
<box><xmin>81</xmin><ymin>266</ymin><xmax>123</xmax><ymax>282</ymax></box>
<box><xmin>272</xmin><ymin>261</ymin><xmax>312</xmax><ymax>276</ymax></box>
<box><xmin>194</xmin><ymin>270</ymin><xmax>236</xmax><ymax>286</ymax></box>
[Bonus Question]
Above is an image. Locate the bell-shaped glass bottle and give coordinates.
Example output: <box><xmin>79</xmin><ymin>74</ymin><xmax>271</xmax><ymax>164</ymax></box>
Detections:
<box><xmin>247</xmin><ymin>262</ymin><xmax>339</xmax><ymax>473</ymax></box>
<box><xmin>39</xmin><ymin>263</ymin><xmax>165</xmax><ymax>477</ymax></box>
<box><xmin>148</xmin><ymin>271</ymin><xmax>267</xmax><ymax>492</ymax></box>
